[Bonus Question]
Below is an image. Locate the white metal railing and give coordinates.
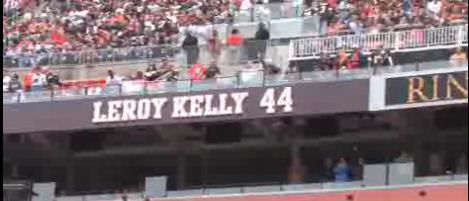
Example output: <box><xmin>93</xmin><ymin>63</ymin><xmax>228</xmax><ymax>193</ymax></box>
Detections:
<box><xmin>289</xmin><ymin>25</ymin><xmax>469</xmax><ymax>59</ymax></box>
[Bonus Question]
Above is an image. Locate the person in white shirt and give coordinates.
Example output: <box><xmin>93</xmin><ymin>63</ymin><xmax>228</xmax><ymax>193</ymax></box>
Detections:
<box><xmin>427</xmin><ymin>0</ymin><xmax>442</xmax><ymax>21</ymax></box>
<box><xmin>31</xmin><ymin>70</ymin><xmax>47</xmax><ymax>90</ymax></box>
<box><xmin>106</xmin><ymin>70</ymin><xmax>122</xmax><ymax>86</ymax></box>
<box><xmin>3</xmin><ymin>74</ymin><xmax>12</xmax><ymax>92</ymax></box>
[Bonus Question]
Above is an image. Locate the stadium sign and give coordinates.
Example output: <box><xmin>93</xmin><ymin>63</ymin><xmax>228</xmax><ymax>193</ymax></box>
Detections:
<box><xmin>92</xmin><ymin>88</ymin><xmax>293</xmax><ymax>123</ymax></box>
<box><xmin>4</xmin><ymin>79</ymin><xmax>369</xmax><ymax>134</ymax></box>
<box><xmin>369</xmin><ymin>68</ymin><xmax>468</xmax><ymax>111</ymax></box>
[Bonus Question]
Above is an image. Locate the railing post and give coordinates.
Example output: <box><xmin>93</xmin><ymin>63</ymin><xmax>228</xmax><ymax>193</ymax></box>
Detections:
<box><xmin>394</xmin><ymin>32</ymin><xmax>400</xmax><ymax>51</ymax></box>
<box><xmin>262</xmin><ymin>70</ymin><xmax>266</xmax><ymax>86</ymax></box>
<box><xmin>457</xmin><ymin>25</ymin><xmax>464</xmax><ymax>47</ymax></box>
<box><xmin>298</xmin><ymin>66</ymin><xmax>303</xmax><ymax>81</ymax></box>
<box><xmin>50</xmin><ymin>87</ymin><xmax>55</xmax><ymax>101</ymax></box>
<box><xmin>288</xmin><ymin>40</ymin><xmax>295</xmax><ymax>61</ymax></box>
<box><xmin>236</xmin><ymin>72</ymin><xmax>241</xmax><ymax>88</ymax></box>
<box><xmin>189</xmin><ymin>79</ymin><xmax>193</xmax><ymax>92</ymax></box>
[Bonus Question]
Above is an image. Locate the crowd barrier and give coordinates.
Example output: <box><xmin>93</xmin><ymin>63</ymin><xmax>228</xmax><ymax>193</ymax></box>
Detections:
<box><xmin>2</xmin><ymin>40</ymin><xmax>282</xmax><ymax>70</ymax></box>
<box><xmin>289</xmin><ymin>25</ymin><xmax>469</xmax><ymax>59</ymax></box>
<box><xmin>3</xmin><ymin>60</ymin><xmax>466</xmax><ymax>104</ymax></box>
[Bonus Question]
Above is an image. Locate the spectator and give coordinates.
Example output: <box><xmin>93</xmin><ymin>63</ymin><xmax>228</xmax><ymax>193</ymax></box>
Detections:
<box><xmin>131</xmin><ymin>71</ymin><xmax>145</xmax><ymax>81</ymax></box>
<box><xmin>46</xmin><ymin>70</ymin><xmax>62</xmax><ymax>88</ymax></box>
<box><xmin>106</xmin><ymin>70</ymin><xmax>122</xmax><ymax>85</ymax></box>
<box><xmin>319</xmin><ymin>3</ymin><xmax>334</xmax><ymax>35</ymax></box>
<box><xmin>188</xmin><ymin>63</ymin><xmax>208</xmax><ymax>80</ymax></box>
<box><xmin>450</xmin><ymin>47</ymin><xmax>468</xmax><ymax>65</ymax></box>
<box><xmin>337</xmin><ymin>48</ymin><xmax>349</xmax><ymax>69</ymax></box>
<box><xmin>348</xmin><ymin>15</ymin><xmax>364</xmax><ymax>34</ymax></box>
<box><xmin>403</xmin><ymin>0</ymin><xmax>413</xmax><ymax>19</ymax></box>
<box><xmin>227</xmin><ymin>28</ymin><xmax>243</xmax><ymax>64</ymax></box>
<box><xmin>254</xmin><ymin>23</ymin><xmax>270</xmax><ymax>60</ymax></box>
<box><xmin>158</xmin><ymin>58</ymin><xmax>176</xmax><ymax>73</ymax></box>
<box><xmin>3</xmin><ymin>73</ymin><xmax>12</xmax><ymax>92</ymax></box>
<box><xmin>31</xmin><ymin>67</ymin><xmax>47</xmax><ymax>91</ymax></box>
<box><xmin>145</xmin><ymin>63</ymin><xmax>159</xmax><ymax>82</ymax></box>
<box><xmin>182</xmin><ymin>32</ymin><xmax>200</xmax><ymax>67</ymax></box>
<box><xmin>205</xmin><ymin>63</ymin><xmax>221</xmax><ymax>79</ymax></box>
<box><xmin>427</xmin><ymin>0</ymin><xmax>443</xmax><ymax>22</ymax></box>
<box><xmin>334</xmin><ymin>157</ymin><xmax>352</xmax><ymax>182</ymax></box>
<box><xmin>158</xmin><ymin>58</ymin><xmax>179</xmax><ymax>82</ymax></box>
<box><xmin>370</xmin><ymin>49</ymin><xmax>394</xmax><ymax>67</ymax></box>
<box><xmin>7</xmin><ymin>74</ymin><xmax>22</xmax><ymax>93</ymax></box>
<box><xmin>208</xmin><ymin>30</ymin><xmax>222</xmax><ymax>63</ymax></box>
<box><xmin>369</xmin><ymin>49</ymin><xmax>384</xmax><ymax>67</ymax></box>
<box><xmin>381</xmin><ymin>50</ymin><xmax>394</xmax><ymax>66</ymax></box>
<box><xmin>348</xmin><ymin>47</ymin><xmax>368</xmax><ymax>69</ymax></box>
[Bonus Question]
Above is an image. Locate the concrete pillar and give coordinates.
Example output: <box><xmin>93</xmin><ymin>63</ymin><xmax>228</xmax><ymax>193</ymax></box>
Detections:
<box><xmin>65</xmin><ymin>159</ymin><xmax>75</xmax><ymax>194</ymax></box>
<box><xmin>397</xmin><ymin>108</ymin><xmax>436</xmax><ymax>176</ymax></box>
<box><xmin>176</xmin><ymin>147</ymin><xmax>187</xmax><ymax>189</ymax></box>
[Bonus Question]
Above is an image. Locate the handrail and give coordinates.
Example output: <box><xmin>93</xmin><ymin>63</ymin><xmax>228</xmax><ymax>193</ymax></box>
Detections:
<box><xmin>3</xmin><ymin>60</ymin><xmax>467</xmax><ymax>104</ymax></box>
<box><xmin>289</xmin><ymin>25</ymin><xmax>469</xmax><ymax>59</ymax></box>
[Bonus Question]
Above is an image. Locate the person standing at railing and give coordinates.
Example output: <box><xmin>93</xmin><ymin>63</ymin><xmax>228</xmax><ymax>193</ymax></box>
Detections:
<box><xmin>337</xmin><ymin>48</ymin><xmax>349</xmax><ymax>69</ymax></box>
<box><xmin>7</xmin><ymin>74</ymin><xmax>22</xmax><ymax>93</ymax></box>
<box><xmin>227</xmin><ymin>28</ymin><xmax>243</xmax><ymax>65</ymax></box>
<box><xmin>254</xmin><ymin>23</ymin><xmax>270</xmax><ymax>60</ymax></box>
<box><xmin>182</xmin><ymin>31</ymin><xmax>200</xmax><ymax>68</ymax></box>
<box><xmin>3</xmin><ymin>73</ymin><xmax>12</xmax><ymax>92</ymax></box>
<box><xmin>106</xmin><ymin>70</ymin><xmax>122</xmax><ymax>86</ymax></box>
<box><xmin>381</xmin><ymin>50</ymin><xmax>394</xmax><ymax>66</ymax></box>
<box><xmin>348</xmin><ymin>47</ymin><xmax>368</xmax><ymax>69</ymax></box>
<box><xmin>319</xmin><ymin>3</ymin><xmax>334</xmax><ymax>35</ymax></box>
<box><xmin>334</xmin><ymin>157</ymin><xmax>352</xmax><ymax>183</ymax></box>
<box><xmin>208</xmin><ymin>30</ymin><xmax>222</xmax><ymax>63</ymax></box>
<box><xmin>31</xmin><ymin>67</ymin><xmax>47</xmax><ymax>91</ymax></box>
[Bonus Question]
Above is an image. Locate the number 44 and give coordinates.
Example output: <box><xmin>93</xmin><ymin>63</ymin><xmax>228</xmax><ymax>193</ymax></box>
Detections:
<box><xmin>260</xmin><ymin>87</ymin><xmax>293</xmax><ymax>114</ymax></box>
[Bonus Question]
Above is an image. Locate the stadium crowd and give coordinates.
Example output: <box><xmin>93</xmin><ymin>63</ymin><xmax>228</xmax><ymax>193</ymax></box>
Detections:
<box><xmin>3</xmin><ymin>0</ymin><xmax>247</xmax><ymax>56</ymax></box>
<box><xmin>3</xmin><ymin>0</ymin><xmax>467</xmax><ymax>57</ymax></box>
<box><xmin>304</xmin><ymin>0</ymin><xmax>467</xmax><ymax>35</ymax></box>
<box><xmin>2</xmin><ymin>0</ymin><xmax>468</xmax><ymax>96</ymax></box>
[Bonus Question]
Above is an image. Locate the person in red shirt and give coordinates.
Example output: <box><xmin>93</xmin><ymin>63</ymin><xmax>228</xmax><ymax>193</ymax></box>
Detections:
<box><xmin>23</xmin><ymin>67</ymin><xmax>37</xmax><ymax>92</ymax></box>
<box><xmin>227</xmin><ymin>29</ymin><xmax>243</xmax><ymax>46</ymax></box>
<box><xmin>227</xmin><ymin>29</ymin><xmax>243</xmax><ymax>64</ymax></box>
